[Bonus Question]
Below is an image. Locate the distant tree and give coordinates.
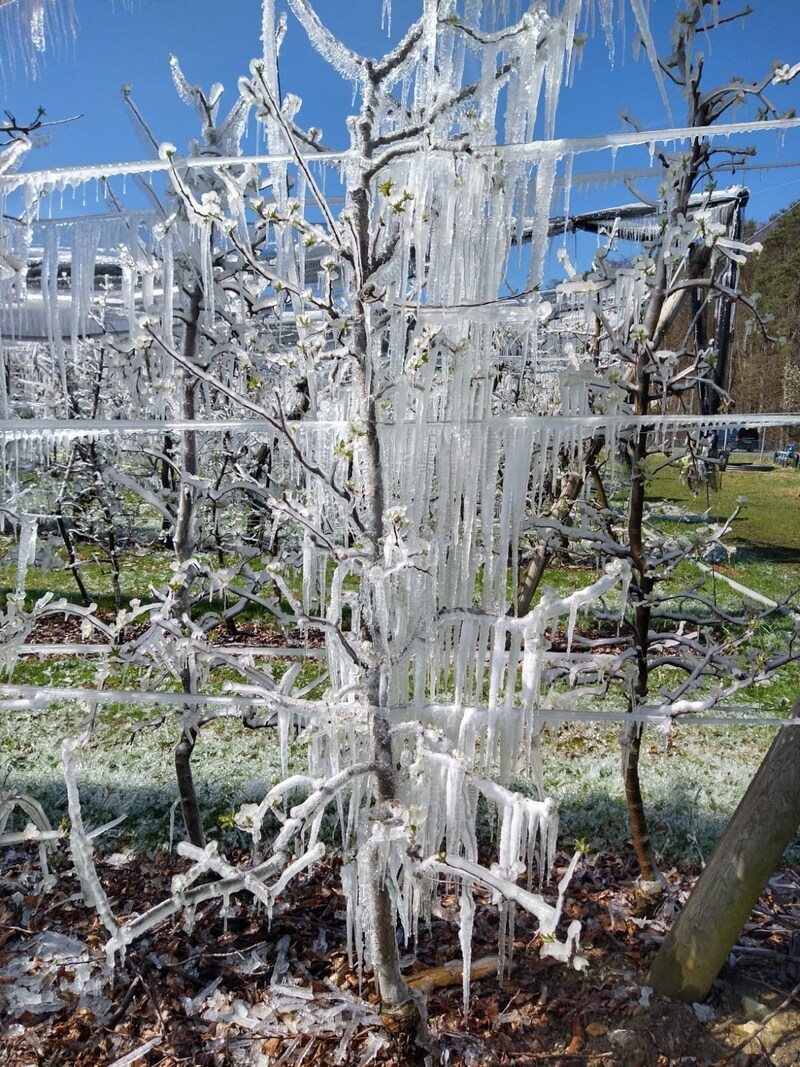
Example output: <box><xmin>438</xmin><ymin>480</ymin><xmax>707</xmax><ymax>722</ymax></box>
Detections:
<box><xmin>748</xmin><ymin>201</ymin><xmax>800</xmax><ymax>416</ymax></box>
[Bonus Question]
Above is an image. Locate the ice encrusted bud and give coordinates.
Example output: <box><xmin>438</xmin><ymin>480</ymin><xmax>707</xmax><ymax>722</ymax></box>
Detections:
<box><xmin>773</xmin><ymin>62</ymin><xmax>800</xmax><ymax>85</ymax></box>
<box><xmin>383</xmin><ymin>505</ymin><xmax>408</xmax><ymax>527</ymax></box>
<box><xmin>199</xmin><ymin>191</ymin><xmax>223</xmax><ymax>220</ymax></box>
<box><xmin>234</xmin><ymin>803</ymin><xmax>260</xmax><ymax>830</ymax></box>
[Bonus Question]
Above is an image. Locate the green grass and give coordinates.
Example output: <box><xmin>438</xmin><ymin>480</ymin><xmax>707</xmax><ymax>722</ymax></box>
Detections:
<box><xmin>648</xmin><ymin>451</ymin><xmax>800</xmax><ymax>554</ymax></box>
<box><xmin>0</xmin><ymin>537</ymin><xmax>302</xmax><ymax>620</ymax></box>
<box><xmin>639</xmin><ymin>451</ymin><xmax>800</xmax><ymax>711</ymax></box>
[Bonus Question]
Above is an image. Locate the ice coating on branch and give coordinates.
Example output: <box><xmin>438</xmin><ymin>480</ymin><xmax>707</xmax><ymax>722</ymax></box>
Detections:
<box><xmin>62</xmin><ymin>741</ymin><xmax>122</xmax><ymax>955</ymax></box>
<box><xmin>285</xmin><ymin>0</ymin><xmax>365</xmax><ymax>83</ymax></box>
<box><xmin>0</xmin><ymin>137</ymin><xmax>31</xmax><ymax>178</ymax></box>
<box><xmin>0</xmin><ymin>790</ymin><xmax>62</xmax><ymax>889</ymax></box>
<box><xmin>15</xmin><ymin>514</ymin><xmax>37</xmax><ymax>596</ymax></box>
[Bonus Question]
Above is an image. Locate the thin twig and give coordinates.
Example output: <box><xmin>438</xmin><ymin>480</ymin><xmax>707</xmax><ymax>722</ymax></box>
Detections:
<box><xmin>106</xmin><ymin>973</ymin><xmax>144</xmax><ymax>1028</ymax></box>
<box><xmin>713</xmin><ymin>980</ymin><xmax>800</xmax><ymax>1064</ymax></box>
<box><xmin>508</xmin><ymin>1054</ymin><xmax>614</xmax><ymax>1062</ymax></box>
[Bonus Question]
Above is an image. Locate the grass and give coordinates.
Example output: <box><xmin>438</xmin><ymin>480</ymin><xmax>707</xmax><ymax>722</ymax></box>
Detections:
<box><xmin>3</xmin><ymin>699</ymin><xmax>791</xmax><ymax>867</ymax></box>
<box><xmin>642</xmin><ymin>450</ymin><xmax>800</xmax><ymax>713</ymax></box>
<box><xmin>2</xmin><ymin>451</ymin><xmax>800</xmax><ymax>867</ymax></box>
<box><xmin>648</xmin><ymin>450</ymin><xmax>800</xmax><ymax>555</ymax></box>
<box><xmin>539</xmin><ymin>719</ymin><xmax>793</xmax><ymax>868</ymax></box>
<box><xmin>0</xmin><ymin>538</ymin><xmax>173</xmax><ymax>612</ymax></box>
<box><xmin>1</xmin><ymin>699</ymin><xmax>302</xmax><ymax>850</ymax></box>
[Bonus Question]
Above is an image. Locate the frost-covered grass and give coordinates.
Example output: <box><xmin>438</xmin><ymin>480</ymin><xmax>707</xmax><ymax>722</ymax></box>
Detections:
<box><xmin>2</xmin><ymin>460</ymin><xmax>799</xmax><ymax>867</ymax></box>
<box><xmin>2</xmin><ymin>703</ymin><xmax>794</xmax><ymax>868</ymax></box>
<box><xmin>0</xmin><ymin>701</ymin><xmax>299</xmax><ymax>850</ymax></box>
<box><xmin>537</xmin><ymin>719</ymin><xmax>799</xmax><ymax>869</ymax></box>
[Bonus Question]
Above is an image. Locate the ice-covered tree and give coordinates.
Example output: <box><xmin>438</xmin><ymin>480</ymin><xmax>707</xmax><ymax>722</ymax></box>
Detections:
<box><xmin>1</xmin><ymin>0</ymin><xmax>800</xmax><ymax>1057</ymax></box>
<box><xmin>0</xmin><ymin>2</ymin><xmax>610</xmax><ymax>1042</ymax></box>
<box><xmin>513</xmin><ymin>0</ymin><xmax>800</xmax><ymax>911</ymax></box>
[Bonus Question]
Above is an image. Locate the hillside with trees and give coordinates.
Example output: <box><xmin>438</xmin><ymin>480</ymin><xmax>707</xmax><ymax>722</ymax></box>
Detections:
<box><xmin>730</xmin><ymin>201</ymin><xmax>800</xmax><ymax>426</ymax></box>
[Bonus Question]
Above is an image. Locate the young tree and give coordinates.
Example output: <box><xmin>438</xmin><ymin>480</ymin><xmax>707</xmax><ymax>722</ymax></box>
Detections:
<box><xmin>515</xmin><ymin>0</ymin><xmax>800</xmax><ymax>910</ymax></box>
<box><xmin>2</xmin><ymin>0</ymin><xmax>618</xmax><ymax>1045</ymax></box>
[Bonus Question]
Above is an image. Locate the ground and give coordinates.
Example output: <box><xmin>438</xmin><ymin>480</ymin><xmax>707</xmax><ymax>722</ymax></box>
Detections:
<box><xmin>1</xmin><ymin>843</ymin><xmax>798</xmax><ymax>1067</ymax></box>
<box><xmin>3</xmin><ymin>555</ymin><xmax>800</xmax><ymax>1066</ymax></box>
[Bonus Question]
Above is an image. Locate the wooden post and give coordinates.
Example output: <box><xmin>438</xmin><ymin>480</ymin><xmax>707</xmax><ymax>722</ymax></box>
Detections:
<box><xmin>648</xmin><ymin>704</ymin><xmax>800</xmax><ymax>1001</ymax></box>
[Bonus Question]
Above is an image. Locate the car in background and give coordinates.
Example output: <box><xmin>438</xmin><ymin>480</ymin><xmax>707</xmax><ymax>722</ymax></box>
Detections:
<box><xmin>733</xmin><ymin>427</ymin><xmax>759</xmax><ymax>452</ymax></box>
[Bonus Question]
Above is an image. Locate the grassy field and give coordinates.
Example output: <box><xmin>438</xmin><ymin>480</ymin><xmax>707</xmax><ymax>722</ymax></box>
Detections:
<box><xmin>1</xmin><ymin>450</ymin><xmax>799</xmax><ymax>866</ymax></box>
<box><xmin>649</xmin><ymin>451</ymin><xmax>800</xmax><ymax>555</ymax></box>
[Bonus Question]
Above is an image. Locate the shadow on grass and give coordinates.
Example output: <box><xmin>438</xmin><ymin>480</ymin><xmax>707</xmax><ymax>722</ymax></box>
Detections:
<box><xmin>725</xmin><ymin>544</ymin><xmax>800</xmax><ymax>566</ymax></box>
<box><xmin>546</xmin><ymin>785</ymin><xmax>800</xmax><ymax>870</ymax></box>
<box><xmin>2</xmin><ymin>776</ymin><xmax>267</xmax><ymax>852</ymax></box>
<box><xmin>7</xmin><ymin>777</ymin><xmax>798</xmax><ymax>874</ymax></box>
<box><xmin>643</xmin><ymin>510</ymin><xmax>800</xmax><ymax>563</ymax></box>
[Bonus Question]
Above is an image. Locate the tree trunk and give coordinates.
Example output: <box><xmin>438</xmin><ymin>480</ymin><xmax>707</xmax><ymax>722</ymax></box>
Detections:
<box><xmin>160</xmin><ymin>433</ymin><xmax>176</xmax><ymax>548</ymax></box>
<box><xmin>624</xmin><ymin>373</ymin><xmax>665</xmax><ymax>903</ymax></box>
<box><xmin>623</xmin><ymin>715</ymin><xmax>666</xmax><ymax>911</ymax></box>
<box><xmin>175</xmin><ymin>722</ymin><xmax>205</xmax><ymax>848</ymax></box>
<box><xmin>55</xmin><ymin>449</ymin><xmax>92</xmax><ymax>607</ymax></box>
<box><xmin>348</xmin><ymin>124</ymin><xmax>425</xmax><ymax>1041</ymax></box>
<box><xmin>648</xmin><ymin>705</ymin><xmax>800</xmax><ymax>1001</ymax></box>
<box><xmin>55</xmin><ymin>508</ymin><xmax>92</xmax><ymax>607</ymax></box>
<box><xmin>172</xmin><ymin>284</ymin><xmax>205</xmax><ymax>848</ymax></box>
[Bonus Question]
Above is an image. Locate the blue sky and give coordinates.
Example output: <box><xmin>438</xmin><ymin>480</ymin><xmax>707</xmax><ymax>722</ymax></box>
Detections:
<box><xmin>4</xmin><ymin>0</ymin><xmax>800</xmax><ymax>232</ymax></box>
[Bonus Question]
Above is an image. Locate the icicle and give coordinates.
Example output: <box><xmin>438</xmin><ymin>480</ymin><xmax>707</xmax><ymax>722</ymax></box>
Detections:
<box><xmin>566</xmin><ymin>597</ymin><xmax>578</xmax><ymax>652</ymax></box>
<box><xmin>628</xmin><ymin>0</ymin><xmax>672</xmax><ymax>122</ymax></box>
<box><xmin>445</xmin><ymin>756</ymin><xmax>466</xmax><ymax>855</ymax></box>
<box><xmin>458</xmin><ymin>880</ymin><xmax>475</xmax><ymax>1017</ymax></box>
<box><xmin>301</xmin><ymin>532</ymin><xmax>314</xmax><ymax>614</ymax></box>
<box><xmin>341</xmin><ymin>859</ymin><xmax>360</xmax><ymax>969</ymax></box>
<box><xmin>526</xmin><ymin>146</ymin><xmax>560</xmax><ymax>295</ymax></box>
<box><xmin>15</xmin><ymin>514</ymin><xmax>37</xmax><ymax>596</ymax></box>
<box><xmin>277</xmin><ymin>706</ymin><xmax>291</xmax><ymax>780</ymax></box>
<box><xmin>561</xmin><ymin>151</ymin><xmax>574</xmax><ymax>229</ymax></box>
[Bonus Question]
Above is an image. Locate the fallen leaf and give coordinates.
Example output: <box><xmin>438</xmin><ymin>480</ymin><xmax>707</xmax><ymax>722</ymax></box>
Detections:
<box><xmin>585</xmin><ymin>1020</ymin><xmax>608</xmax><ymax>1037</ymax></box>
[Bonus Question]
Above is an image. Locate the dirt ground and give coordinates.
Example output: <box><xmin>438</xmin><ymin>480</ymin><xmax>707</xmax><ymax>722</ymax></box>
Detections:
<box><xmin>1</xmin><ymin>843</ymin><xmax>799</xmax><ymax>1067</ymax></box>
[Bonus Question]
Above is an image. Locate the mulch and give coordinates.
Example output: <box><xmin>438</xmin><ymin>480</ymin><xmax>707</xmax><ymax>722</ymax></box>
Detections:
<box><xmin>2</xmin><ymin>842</ymin><xmax>799</xmax><ymax>1067</ymax></box>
